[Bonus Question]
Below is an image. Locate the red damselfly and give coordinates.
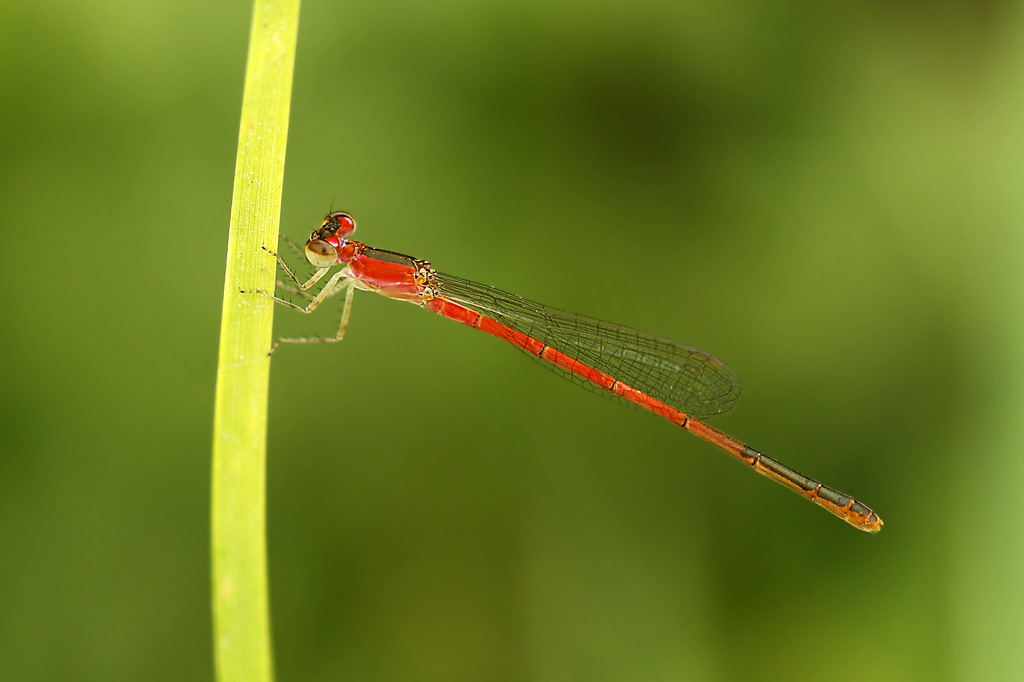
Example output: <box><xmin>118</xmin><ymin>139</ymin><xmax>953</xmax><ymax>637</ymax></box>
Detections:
<box><xmin>250</xmin><ymin>212</ymin><xmax>883</xmax><ymax>532</ymax></box>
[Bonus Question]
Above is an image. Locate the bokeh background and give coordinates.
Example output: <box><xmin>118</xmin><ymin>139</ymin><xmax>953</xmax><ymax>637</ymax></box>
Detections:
<box><xmin>3</xmin><ymin>1</ymin><xmax>1023</xmax><ymax>680</ymax></box>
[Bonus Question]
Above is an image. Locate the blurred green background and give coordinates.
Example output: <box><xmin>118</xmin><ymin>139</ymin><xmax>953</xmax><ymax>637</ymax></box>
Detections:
<box><xmin>3</xmin><ymin>1</ymin><xmax>1023</xmax><ymax>680</ymax></box>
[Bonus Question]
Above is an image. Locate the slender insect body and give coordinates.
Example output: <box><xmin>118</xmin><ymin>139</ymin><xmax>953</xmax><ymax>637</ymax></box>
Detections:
<box><xmin>254</xmin><ymin>211</ymin><xmax>883</xmax><ymax>533</ymax></box>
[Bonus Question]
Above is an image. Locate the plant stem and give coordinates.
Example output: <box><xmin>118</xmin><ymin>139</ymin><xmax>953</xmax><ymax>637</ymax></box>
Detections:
<box><xmin>212</xmin><ymin>1</ymin><xmax>300</xmax><ymax>680</ymax></box>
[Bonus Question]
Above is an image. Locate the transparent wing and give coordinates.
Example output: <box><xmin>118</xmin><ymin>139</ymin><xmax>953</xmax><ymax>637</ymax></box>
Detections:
<box><xmin>437</xmin><ymin>272</ymin><xmax>740</xmax><ymax>420</ymax></box>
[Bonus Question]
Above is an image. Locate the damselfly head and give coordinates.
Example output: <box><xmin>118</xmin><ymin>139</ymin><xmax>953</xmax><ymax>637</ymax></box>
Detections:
<box><xmin>304</xmin><ymin>211</ymin><xmax>357</xmax><ymax>268</ymax></box>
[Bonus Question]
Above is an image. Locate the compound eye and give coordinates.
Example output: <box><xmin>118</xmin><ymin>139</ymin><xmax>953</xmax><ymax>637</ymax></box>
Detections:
<box><xmin>323</xmin><ymin>211</ymin><xmax>357</xmax><ymax>238</ymax></box>
<box><xmin>305</xmin><ymin>239</ymin><xmax>338</xmax><ymax>268</ymax></box>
